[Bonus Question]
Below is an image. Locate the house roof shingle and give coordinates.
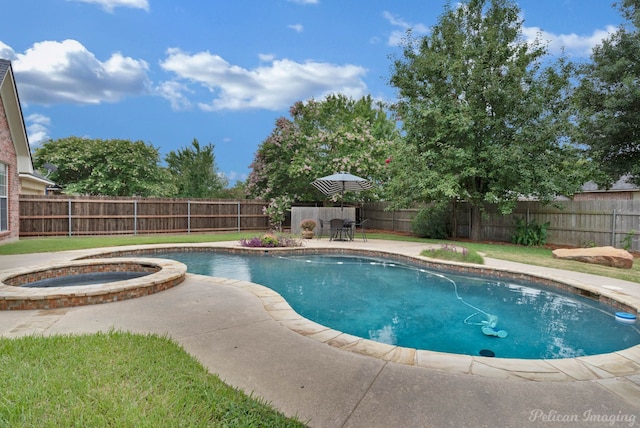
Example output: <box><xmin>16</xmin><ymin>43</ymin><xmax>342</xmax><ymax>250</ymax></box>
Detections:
<box><xmin>0</xmin><ymin>59</ymin><xmax>10</xmax><ymax>82</ymax></box>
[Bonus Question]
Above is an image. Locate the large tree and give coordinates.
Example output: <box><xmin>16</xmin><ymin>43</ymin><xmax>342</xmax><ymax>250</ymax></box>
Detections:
<box><xmin>33</xmin><ymin>137</ymin><xmax>175</xmax><ymax>196</ymax></box>
<box><xmin>165</xmin><ymin>139</ymin><xmax>228</xmax><ymax>198</ymax></box>
<box><xmin>387</xmin><ymin>0</ymin><xmax>588</xmax><ymax>241</ymax></box>
<box><xmin>246</xmin><ymin>94</ymin><xmax>399</xmax><ymax>222</ymax></box>
<box><xmin>574</xmin><ymin>0</ymin><xmax>640</xmax><ymax>187</ymax></box>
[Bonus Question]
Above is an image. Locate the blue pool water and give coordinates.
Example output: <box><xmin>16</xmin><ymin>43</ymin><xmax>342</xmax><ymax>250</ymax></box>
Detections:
<box><xmin>22</xmin><ymin>272</ymin><xmax>149</xmax><ymax>288</ymax></box>
<box><xmin>153</xmin><ymin>251</ymin><xmax>640</xmax><ymax>359</ymax></box>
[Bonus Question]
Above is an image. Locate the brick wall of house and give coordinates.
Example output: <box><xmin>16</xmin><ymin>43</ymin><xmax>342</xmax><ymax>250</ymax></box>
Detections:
<box><xmin>0</xmin><ymin>96</ymin><xmax>20</xmax><ymax>243</ymax></box>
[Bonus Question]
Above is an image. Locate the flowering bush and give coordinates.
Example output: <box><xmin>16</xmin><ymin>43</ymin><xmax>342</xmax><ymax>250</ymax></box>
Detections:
<box><xmin>239</xmin><ymin>233</ymin><xmax>302</xmax><ymax>248</ymax></box>
<box><xmin>262</xmin><ymin>196</ymin><xmax>293</xmax><ymax>231</ymax></box>
<box><xmin>300</xmin><ymin>218</ymin><xmax>317</xmax><ymax>230</ymax></box>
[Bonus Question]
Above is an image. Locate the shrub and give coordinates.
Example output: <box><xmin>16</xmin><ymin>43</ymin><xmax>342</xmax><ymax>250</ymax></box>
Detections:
<box><xmin>411</xmin><ymin>203</ymin><xmax>451</xmax><ymax>239</ymax></box>
<box><xmin>239</xmin><ymin>233</ymin><xmax>302</xmax><ymax>248</ymax></box>
<box><xmin>421</xmin><ymin>244</ymin><xmax>484</xmax><ymax>264</ymax></box>
<box><xmin>621</xmin><ymin>229</ymin><xmax>635</xmax><ymax>251</ymax></box>
<box><xmin>300</xmin><ymin>219</ymin><xmax>317</xmax><ymax>230</ymax></box>
<box><xmin>511</xmin><ymin>217</ymin><xmax>550</xmax><ymax>246</ymax></box>
<box><xmin>262</xmin><ymin>196</ymin><xmax>293</xmax><ymax>231</ymax></box>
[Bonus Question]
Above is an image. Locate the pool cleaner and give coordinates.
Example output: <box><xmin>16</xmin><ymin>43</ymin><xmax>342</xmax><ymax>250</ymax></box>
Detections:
<box><xmin>477</xmin><ymin>314</ymin><xmax>508</xmax><ymax>338</ymax></box>
<box><xmin>427</xmin><ymin>271</ymin><xmax>509</xmax><ymax>339</ymax></box>
<box><xmin>481</xmin><ymin>325</ymin><xmax>508</xmax><ymax>338</ymax></box>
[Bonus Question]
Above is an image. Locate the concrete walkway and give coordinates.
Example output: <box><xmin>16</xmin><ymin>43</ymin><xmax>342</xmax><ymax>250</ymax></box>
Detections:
<box><xmin>1</xmin><ymin>239</ymin><xmax>639</xmax><ymax>427</ymax></box>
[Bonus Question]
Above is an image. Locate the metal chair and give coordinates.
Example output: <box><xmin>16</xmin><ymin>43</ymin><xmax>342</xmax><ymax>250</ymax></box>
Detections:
<box><xmin>316</xmin><ymin>219</ymin><xmax>328</xmax><ymax>239</ymax></box>
<box><xmin>329</xmin><ymin>218</ymin><xmax>348</xmax><ymax>241</ymax></box>
<box><xmin>353</xmin><ymin>218</ymin><xmax>369</xmax><ymax>241</ymax></box>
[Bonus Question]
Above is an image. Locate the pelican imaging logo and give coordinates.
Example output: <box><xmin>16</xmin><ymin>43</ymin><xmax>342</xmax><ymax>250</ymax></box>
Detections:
<box><xmin>529</xmin><ymin>409</ymin><xmax>637</xmax><ymax>426</ymax></box>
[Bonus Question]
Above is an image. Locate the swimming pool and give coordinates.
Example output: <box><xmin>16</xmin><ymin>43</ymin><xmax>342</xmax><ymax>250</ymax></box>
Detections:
<box><xmin>149</xmin><ymin>250</ymin><xmax>640</xmax><ymax>359</ymax></box>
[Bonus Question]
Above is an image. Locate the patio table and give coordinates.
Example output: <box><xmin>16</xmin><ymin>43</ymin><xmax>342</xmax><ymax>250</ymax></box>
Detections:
<box><xmin>329</xmin><ymin>218</ymin><xmax>354</xmax><ymax>241</ymax></box>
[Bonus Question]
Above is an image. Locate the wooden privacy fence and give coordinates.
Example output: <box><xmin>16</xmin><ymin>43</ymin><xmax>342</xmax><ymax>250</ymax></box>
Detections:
<box><xmin>19</xmin><ymin>195</ymin><xmax>269</xmax><ymax>237</ymax></box>
<box><xmin>363</xmin><ymin>200</ymin><xmax>640</xmax><ymax>251</ymax></box>
<box><xmin>18</xmin><ymin>196</ymin><xmax>640</xmax><ymax>250</ymax></box>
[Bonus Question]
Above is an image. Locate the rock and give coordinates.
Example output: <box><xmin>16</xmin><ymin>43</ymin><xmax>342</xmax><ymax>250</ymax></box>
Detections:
<box><xmin>552</xmin><ymin>246</ymin><xmax>634</xmax><ymax>269</ymax></box>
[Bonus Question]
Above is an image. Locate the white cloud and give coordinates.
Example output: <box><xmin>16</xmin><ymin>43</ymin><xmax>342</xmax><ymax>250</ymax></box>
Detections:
<box><xmin>159</xmin><ymin>48</ymin><xmax>367</xmax><ymax>111</ymax></box>
<box><xmin>25</xmin><ymin>114</ymin><xmax>51</xmax><ymax>148</ymax></box>
<box><xmin>156</xmin><ymin>80</ymin><xmax>193</xmax><ymax>110</ymax></box>
<box><xmin>258</xmin><ymin>53</ymin><xmax>276</xmax><ymax>62</ymax></box>
<box><xmin>224</xmin><ymin>170</ymin><xmax>248</xmax><ymax>183</ymax></box>
<box><xmin>67</xmin><ymin>0</ymin><xmax>149</xmax><ymax>13</ymax></box>
<box><xmin>4</xmin><ymin>39</ymin><xmax>150</xmax><ymax>105</ymax></box>
<box><xmin>0</xmin><ymin>41</ymin><xmax>17</xmax><ymax>61</ymax></box>
<box><xmin>288</xmin><ymin>0</ymin><xmax>319</xmax><ymax>4</ymax></box>
<box><xmin>522</xmin><ymin>25</ymin><xmax>618</xmax><ymax>57</ymax></box>
<box><xmin>288</xmin><ymin>24</ymin><xmax>304</xmax><ymax>33</ymax></box>
<box><xmin>383</xmin><ymin>11</ymin><xmax>430</xmax><ymax>46</ymax></box>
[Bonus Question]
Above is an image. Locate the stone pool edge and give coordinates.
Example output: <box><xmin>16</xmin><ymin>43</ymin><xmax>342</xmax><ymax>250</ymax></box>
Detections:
<box><xmin>234</xmin><ymin>275</ymin><xmax>640</xmax><ymax>383</ymax></box>
<box><xmin>80</xmin><ymin>242</ymin><xmax>640</xmax><ymax>384</ymax></box>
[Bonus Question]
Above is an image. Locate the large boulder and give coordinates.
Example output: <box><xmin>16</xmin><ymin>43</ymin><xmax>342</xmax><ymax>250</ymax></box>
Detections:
<box><xmin>552</xmin><ymin>246</ymin><xmax>634</xmax><ymax>269</ymax></box>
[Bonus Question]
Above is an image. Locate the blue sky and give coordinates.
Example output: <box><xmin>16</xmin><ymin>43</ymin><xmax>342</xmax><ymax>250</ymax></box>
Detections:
<box><xmin>0</xmin><ymin>0</ymin><xmax>624</xmax><ymax>185</ymax></box>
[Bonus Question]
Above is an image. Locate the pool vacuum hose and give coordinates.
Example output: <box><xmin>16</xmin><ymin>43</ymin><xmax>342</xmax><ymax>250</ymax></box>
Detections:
<box><xmin>428</xmin><ymin>271</ymin><xmax>509</xmax><ymax>339</ymax></box>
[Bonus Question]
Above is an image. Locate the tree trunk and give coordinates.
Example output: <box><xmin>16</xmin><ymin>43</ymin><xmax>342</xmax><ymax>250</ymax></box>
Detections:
<box><xmin>450</xmin><ymin>199</ymin><xmax>458</xmax><ymax>239</ymax></box>
<box><xmin>470</xmin><ymin>203</ymin><xmax>482</xmax><ymax>242</ymax></box>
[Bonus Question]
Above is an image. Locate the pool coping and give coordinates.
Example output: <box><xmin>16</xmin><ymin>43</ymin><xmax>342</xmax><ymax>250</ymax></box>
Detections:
<box><xmin>76</xmin><ymin>242</ymin><xmax>640</xmax><ymax>383</ymax></box>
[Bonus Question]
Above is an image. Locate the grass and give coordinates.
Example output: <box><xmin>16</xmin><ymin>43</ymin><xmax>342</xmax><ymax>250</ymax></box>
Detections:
<box><xmin>0</xmin><ymin>331</ymin><xmax>305</xmax><ymax>427</ymax></box>
<box><xmin>420</xmin><ymin>244</ymin><xmax>485</xmax><ymax>264</ymax></box>
<box><xmin>366</xmin><ymin>233</ymin><xmax>640</xmax><ymax>283</ymax></box>
<box><xmin>0</xmin><ymin>232</ymin><xmax>258</xmax><ymax>255</ymax></box>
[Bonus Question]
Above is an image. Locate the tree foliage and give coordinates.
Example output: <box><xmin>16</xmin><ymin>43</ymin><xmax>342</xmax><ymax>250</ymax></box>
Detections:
<box><xmin>165</xmin><ymin>139</ymin><xmax>228</xmax><ymax>198</ymax></box>
<box><xmin>33</xmin><ymin>137</ymin><xmax>175</xmax><ymax>196</ymax></box>
<box><xmin>246</xmin><ymin>94</ymin><xmax>399</xmax><ymax>219</ymax></box>
<box><xmin>574</xmin><ymin>0</ymin><xmax>640</xmax><ymax>187</ymax></box>
<box><xmin>387</xmin><ymin>0</ymin><xmax>588</xmax><ymax>241</ymax></box>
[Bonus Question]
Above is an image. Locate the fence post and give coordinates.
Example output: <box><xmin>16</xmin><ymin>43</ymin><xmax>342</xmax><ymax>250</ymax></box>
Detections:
<box><xmin>68</xmin><ymin>199</ymin><xmax>72</xmax><ymax>237</ymax></box>
<box><xmin>611</xmin><ymin>209</ymin><xmax>617</xmax><ymax>246</ymax></box>
<box><xmin>187</xmin><ymin>200</ymin><xmax>191</xmax><ymax>234</ymax></box>
<box><xmin>133</xmin><ymin>199</ymin><xmax>138</xmax><ymax>235</ymax></box>
<box><xmin>237</xmin><ymin>201</ymin><xmax>241</xmax><ymax>232</ymax></box>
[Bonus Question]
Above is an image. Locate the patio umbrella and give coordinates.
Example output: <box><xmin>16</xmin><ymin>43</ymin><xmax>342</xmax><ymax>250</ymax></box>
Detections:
<box><xmin>311</xmin><ymin>172</ymin><xmax>373</xmax><ymax>210</ymax></box>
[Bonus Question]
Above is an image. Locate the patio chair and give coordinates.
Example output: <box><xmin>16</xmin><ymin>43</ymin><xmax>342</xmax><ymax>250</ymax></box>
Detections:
<box><xmin>317</xmin><ymin>219</ymin><xmax>328</xmax><ymax>239</ymax></box>
<box><xmin>353</xmin><ymin>218</ymin><xmax>369</xmax><ymax>241</ymax></box>
<box><xmin>329</xmin><ymin>218</ymin><xmax>349</xmax><ymax>241</ymax></box>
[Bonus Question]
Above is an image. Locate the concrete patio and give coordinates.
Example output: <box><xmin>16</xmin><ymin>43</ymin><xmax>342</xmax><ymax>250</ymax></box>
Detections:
<box><xmin>1</xmin><ymin>239</ymin><xmax>639</xmax><ymax>427</ymax></box>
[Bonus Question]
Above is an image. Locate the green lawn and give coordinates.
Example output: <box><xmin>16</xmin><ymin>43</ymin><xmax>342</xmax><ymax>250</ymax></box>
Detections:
<box><xmin>365</xmin><ymin>233</ymin><xmax>640</xmax><ymax>284</ymax></box>
<box><xmin>0</xmin><ymin>331</ymin><xmax>306</xmax><ymax>427</ymax></box>
<box><xmin>0</xmin><ymin>232</ymin><xmax>258</xmax><ymax>255</ymax></box>
<box><xmin>0</xmin><ymin>231</ymin><xmax>637</xmax><ymax>426</ymax></box>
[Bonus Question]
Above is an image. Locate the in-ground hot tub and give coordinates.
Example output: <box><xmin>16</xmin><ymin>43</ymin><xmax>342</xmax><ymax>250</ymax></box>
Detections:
<box><xmin>0</xmin><ymin>258</ymin><xmax>187</xmax><ymax>310</ymax></box>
